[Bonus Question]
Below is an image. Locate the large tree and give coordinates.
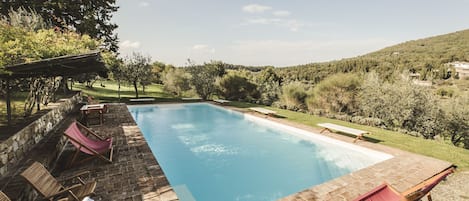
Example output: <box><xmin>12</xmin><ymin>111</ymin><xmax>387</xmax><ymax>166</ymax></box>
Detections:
<box><xmin>0</xmin><ymin>0</ymin><xmax>119</xmax><ymax>52</ymax></box>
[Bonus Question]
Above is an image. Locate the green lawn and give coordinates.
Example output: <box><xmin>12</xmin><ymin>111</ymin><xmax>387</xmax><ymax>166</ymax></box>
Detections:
<box><xmin>73</xmin><ymin>80</ymin><xmax>179</xmax><ymax>103</ymax></box>
<box><xmin>228</xmin><ymin>101</ymin><xmax>469</xmax><ymax>170</ymax></box>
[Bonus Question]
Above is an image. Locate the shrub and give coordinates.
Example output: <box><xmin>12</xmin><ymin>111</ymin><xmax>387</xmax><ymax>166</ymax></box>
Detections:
<box><xmin>307</xmin><ymin>73</ymin><xmax>361</xmax><ymax>114</ymax></box>
<box><xmin>279</xmin><ymin>81</ymin><xmax>308</xmax><ymax>110</ymax></box>
<box><xmin>436</xmin><ymin>87</ymin><xmax>454</xmax><ymax>97</ymax></box>
<box><xmin>217</xmin><ymin>73</ymin><xmax>259</xmax><ymax>101</ymax></box>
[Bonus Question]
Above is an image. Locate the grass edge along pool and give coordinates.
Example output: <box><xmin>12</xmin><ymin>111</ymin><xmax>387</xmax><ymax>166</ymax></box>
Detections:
<box><xmin>128</xmin><ymin>103</ymin><xmax>393</xmax><ymax>201</ymax></box>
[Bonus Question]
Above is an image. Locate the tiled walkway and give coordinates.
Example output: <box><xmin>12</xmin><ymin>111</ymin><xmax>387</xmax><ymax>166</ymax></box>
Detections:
<box><xmin>0</xmin><ymin>103</ymin><xmax>454</xmax><ymax>200</ymax></box>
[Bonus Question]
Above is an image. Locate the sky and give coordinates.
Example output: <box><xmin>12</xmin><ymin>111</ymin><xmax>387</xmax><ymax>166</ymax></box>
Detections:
<box><xmin>114</xmin><ymin>0</ymin><xmax>469</xmax><ymax>67</ymax></box>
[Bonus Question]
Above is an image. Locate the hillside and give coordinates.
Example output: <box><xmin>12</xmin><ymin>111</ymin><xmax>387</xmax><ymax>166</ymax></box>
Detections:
<box><xmin>276</xmin><ymin>29</ymin><xmax>469</xmax><ymax>82</ymax></box>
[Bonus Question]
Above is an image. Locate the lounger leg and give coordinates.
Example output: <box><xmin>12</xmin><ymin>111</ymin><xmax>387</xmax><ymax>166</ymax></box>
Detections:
<box><xmin>353</xmin><ymin>134</ymin><xmax>364</xmax><ymax>143</ymax></box>
<box><xmin>320</xmin><ymin>128</ymin><xmax>331</xmax><ymax>134</ymax></box>
<box><xmin>427</xmin><ymin>193</ymin><xmax>432</xmax><ymax>201</ymax></box>
<box><xmin>68</xmin><ymin>149</ymin><xmax>80</xmax><ymax>168</ymax></box>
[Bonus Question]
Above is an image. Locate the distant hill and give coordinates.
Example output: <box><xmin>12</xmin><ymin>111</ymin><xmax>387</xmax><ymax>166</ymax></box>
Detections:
<box><xmin>276</xmin><ymin>29</ymin><xmax>469</xmax><ymax>82</ymax></box>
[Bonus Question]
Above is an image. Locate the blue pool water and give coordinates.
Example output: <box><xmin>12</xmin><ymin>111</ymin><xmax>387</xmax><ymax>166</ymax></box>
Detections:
<box><xmin>128</xmin><ymin>103</ymin><xmax>391</xmax><ymax>201</ymax></box>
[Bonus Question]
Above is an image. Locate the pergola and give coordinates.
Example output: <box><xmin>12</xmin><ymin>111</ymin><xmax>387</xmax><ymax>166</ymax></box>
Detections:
<box><xmin>0</xmin><ymin>51</ymin><xmax>106</xmax><ymax>125</ymax></box>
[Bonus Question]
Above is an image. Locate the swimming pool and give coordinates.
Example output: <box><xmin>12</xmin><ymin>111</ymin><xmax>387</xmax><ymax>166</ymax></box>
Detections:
<box><xmin>128</xmin><ymin>103</ymin><xmax>392</xmax><ymax>201</ymax></box>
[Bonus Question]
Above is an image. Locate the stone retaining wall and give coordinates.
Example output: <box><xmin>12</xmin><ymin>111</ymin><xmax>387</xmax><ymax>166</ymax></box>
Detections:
<box><xmin>0</xmin><ymin>92</ymin><xmax>82</xmax><ymax>177</ymax></box>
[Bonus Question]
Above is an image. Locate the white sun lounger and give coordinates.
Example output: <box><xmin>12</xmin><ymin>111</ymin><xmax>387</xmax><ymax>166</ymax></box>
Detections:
<box><xmin>214</xmin><ymin>99</ymin><xmax>231</xmax><ymax>104</ymax></box>
<box><xmin>182</xmin><ymin>98</ymin><xmax>202</xmax><ymax>101</ymax></box>
<box><xmin>249</xmin><ymin>107</ymin><xmax>277</xmax><ymax>116</ymax></box>
<box><xmin>129</xmin><ymin>98</ymin><xmax>155</xmax><ymax>102</ymax></box>
<box><xmin>317</xmin><ymin>123</ymin><xmax>370</xmax><ymax>142</ymax></box>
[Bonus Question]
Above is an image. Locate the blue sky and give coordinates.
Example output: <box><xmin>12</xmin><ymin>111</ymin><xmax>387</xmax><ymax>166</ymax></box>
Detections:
<box><xmin>114</xmin><ymin>0</ymin><xmax>469</xmax><ymax>67</ymax></box>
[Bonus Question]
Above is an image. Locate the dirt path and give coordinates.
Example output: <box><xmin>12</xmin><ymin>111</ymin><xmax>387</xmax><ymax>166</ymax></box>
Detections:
<box><xmin>432</xmin><ymin>171</ymin><xmax>469</xmax><ymax>200</ymax></box>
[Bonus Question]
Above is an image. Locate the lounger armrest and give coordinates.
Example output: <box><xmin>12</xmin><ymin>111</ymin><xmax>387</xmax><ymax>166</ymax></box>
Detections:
<box><xmin>44</xmin><ymin>184</ymin><xmax>82</xmax><ymax>200</ymax></box>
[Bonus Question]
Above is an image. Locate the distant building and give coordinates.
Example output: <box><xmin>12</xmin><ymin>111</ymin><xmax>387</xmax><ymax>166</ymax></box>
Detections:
<box><xmin>412</xmin><ymin>80</ymin><xmax>432</xmax><ymax>86</ymax></box>
<box><xmin>409</xmin><ymin>73</ymin><xmax>421</xmax><ymax>80</ymax></box>
<box><xmin>402</xmin><ymin>72</ymin><xmax>432</xmax><ymax>86</ymax></box>
<box><xmin>447</xmin><ymin>61</ymin><xmax>469</xmax><ymax>78</ymax></box>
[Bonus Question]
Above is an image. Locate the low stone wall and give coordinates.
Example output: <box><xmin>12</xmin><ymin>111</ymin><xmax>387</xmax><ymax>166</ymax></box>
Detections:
<box><xmin>0</xmin><ymin>92</ymin><xmax>82</xmax><ymax>177</ymax></box>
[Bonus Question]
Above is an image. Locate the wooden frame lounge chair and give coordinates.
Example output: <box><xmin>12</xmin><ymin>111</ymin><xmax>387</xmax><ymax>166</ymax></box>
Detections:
<box><xmin>20</xmin><ymin>161</ymin><xmax>96</xmax><ymax>201</ymax></box>
<box><xmin>64</xmin><ymin>121</ymin><xmax>113</xmax><ymax>166</ymax></box>
<box><xmin>0</xmin><ymin>191</ymin><xmax>11</xmax><ymax>201</ymax></box>
<box><xmin>317</xmin><ymin>123</ymin><xmax>370</xmax><ymax>142</ymax></box>
<box><xmin>353</xmin><ymin>167</ymin><xmax>455</xmax><ymax>201</ymax></box>
<box><xmin>249</xmin><ymin>107</ymin><xmax>277</xmax><ymax>116</ymax></box>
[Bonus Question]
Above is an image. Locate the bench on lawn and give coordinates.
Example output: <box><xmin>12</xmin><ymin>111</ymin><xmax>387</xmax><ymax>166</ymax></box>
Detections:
<box><xmin>249</xmin><ymin>107</ymin><xmax>277</xmax><ymax>116</ymax></box>
<box><xmin>317</xmin><ymin>123</ymin><xmax>370</xmax><ymax>142</ymax></box>
<box><xmin>182</xmin><ymin>97</ymin><xmax>202</xmax><ymax>101</ymax></box>
<box><xmin>213</xmin><ymin>99</ymin><xmax>231</xmax><ymax>104</ymax></box>
<box><xmin>129</xmin><ymin>98</ymin><xmax>155</xmax><ymax>102</ymax></box>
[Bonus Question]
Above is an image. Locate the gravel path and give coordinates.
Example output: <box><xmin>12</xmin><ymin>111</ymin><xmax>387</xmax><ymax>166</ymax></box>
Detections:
<box><xmin>432</xmin><ymin>171</ymin><xmax>469</xmax><ymax>200</ymax></box>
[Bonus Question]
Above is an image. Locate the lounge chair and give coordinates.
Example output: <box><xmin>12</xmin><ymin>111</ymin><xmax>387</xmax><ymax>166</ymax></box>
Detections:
<box><xmin>0</xmin><ymin>191</ymin><xmax>11</xmax><ymax>201</ymax></box>
<box><xmin>64</xmin><ymin>121</ymin><xmax>113</xmax><ymax>166</ymax></box>
<box><xmin>20</xmin><ymin>161</ymin><xmax>96</xmax><ymax>201</ymax></box>
<box><xmin>353</xmin><ymin>167</ymin><xmax>454</xmax><ymax>201</ymax></box>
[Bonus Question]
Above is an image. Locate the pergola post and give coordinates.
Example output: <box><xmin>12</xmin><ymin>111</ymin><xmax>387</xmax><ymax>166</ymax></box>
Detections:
<box><xmin>5</xmin><ymin>79</ymin><xmax>12</xmax><ymax>126</ymax></box>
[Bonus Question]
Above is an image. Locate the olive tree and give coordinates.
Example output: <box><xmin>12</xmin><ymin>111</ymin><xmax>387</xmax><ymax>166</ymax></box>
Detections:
<box><xmin>217</xmin><ymin>72</ymin><xmax>258</xmax><ymax>101</ymax></box>
<box><xmin>359</xmin><ymin>73</ymin><xmax>443</xmax><ymax>138</ymax></box>
<box><xmin>255</xmin><ymin>67</ymin><xmax>281</xmax><ymax>105</ymax></box>
<box><xmin>443</xmin><ymin>94</ymin><xmax>469</xmax><ymax>148</ymax></box>
<box><xmin>163</xmin><ymin>68</ymin><xmax>191</xmax><ymax>97</ymax></box>
<box><xmin>187</xmin><ymin>60</ymin><xmax>225</xmax><ymax>100</ymax></box>
<box><xmin>121</xmin><ymin>52</ymin><xmax>152</xmax><ymax>98</ymax></box>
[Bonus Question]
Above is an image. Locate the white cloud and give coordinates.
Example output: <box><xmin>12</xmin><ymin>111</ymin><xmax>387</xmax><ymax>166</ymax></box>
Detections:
<box><xmin>192</xmin><ymin>44</ymin><xmax>209</xmax><ymax>50</ymax></box>
<box><xmin>244</xmin><ymin>18</ymin><xmax>307</xmax><ymax>32</ymax></box>
<box><xmin>273</xmin><ymin>10</ymin><xmax>291</xmax><ymax>17</ymax></box>
<box><xmin>139</xmin><ymin>1</ymin><xmax>149</xmax><ymax>7</ymax></box>
<box><xmin>242</xmin><ymin>4</ymin><xmax>272</xmax><ymax>13</ymax></box>
<box><xmin>192</xmin><ymin>44</ymin><xmax>215</xmax><ymax>53</ymax></box>
<box><xmin>120</xmin><ymin>40</ymin><xmax>141</xmax><ymax>49</ymax></box>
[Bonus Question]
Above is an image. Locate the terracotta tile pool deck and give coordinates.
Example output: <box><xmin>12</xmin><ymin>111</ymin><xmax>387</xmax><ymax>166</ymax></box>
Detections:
<box><xmin>1</xmin><ymin>103</ymin><xmax>454</xmax><ymax>200</ymax></box>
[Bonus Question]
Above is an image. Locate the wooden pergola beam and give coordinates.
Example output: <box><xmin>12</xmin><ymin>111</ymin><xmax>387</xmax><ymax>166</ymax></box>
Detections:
<box><xmin>5</xmin><ymin>79</ymin><xmax>11</xmax><ymax>126</ymax></box>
